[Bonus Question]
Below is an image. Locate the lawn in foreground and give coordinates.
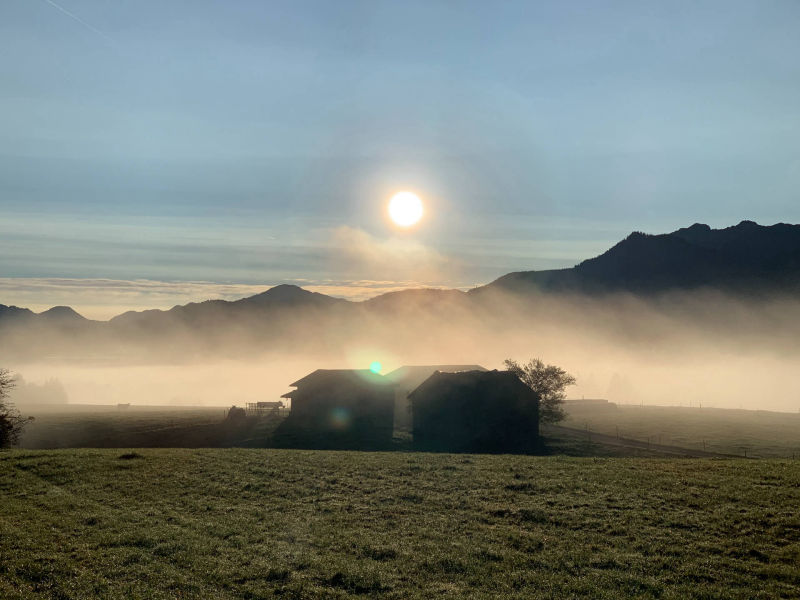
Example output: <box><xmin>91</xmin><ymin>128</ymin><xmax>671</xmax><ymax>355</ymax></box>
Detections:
<box><xmin>1</xmin><ymin>450</ymin><xmax>799</xmax><ymax>599</ymax></box>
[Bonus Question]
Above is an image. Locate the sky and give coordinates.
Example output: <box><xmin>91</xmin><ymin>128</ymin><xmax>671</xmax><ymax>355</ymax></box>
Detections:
<box><xmin>2</xmin><ymin>0</ymin><xmax>800</xmax><ymax>319</ymax></box>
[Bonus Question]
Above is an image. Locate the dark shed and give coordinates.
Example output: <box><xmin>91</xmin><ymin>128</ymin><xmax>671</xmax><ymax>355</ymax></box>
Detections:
<box><xmin>409</xmin><ymin>370</ymin><xmax>540</xmax><ymax>453</ymax></box>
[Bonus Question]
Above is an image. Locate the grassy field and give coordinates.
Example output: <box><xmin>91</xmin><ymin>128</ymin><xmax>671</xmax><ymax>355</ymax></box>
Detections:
<box><xmin>19</xmin><ymin>403</ymin><xmax>800</xmax><ymax>459</ymax></box>
<box><xmin>17</xmin><ymin>406</ymin><xmax>281</xmax><ymax>449</ymax></box>
<box><xmin>2</xmin><ymin>449</ymin><xmax>799</xmax><ymax>599</ymax></box>
<box><xmin>18</xmin><ymin>405</ymin><xmax>224</xmax><ymax>448</ymax></box>
<box><xmin>563</xmin><ymin>404</ymin><xmax>800</xmax><ymax>458</ymax></box>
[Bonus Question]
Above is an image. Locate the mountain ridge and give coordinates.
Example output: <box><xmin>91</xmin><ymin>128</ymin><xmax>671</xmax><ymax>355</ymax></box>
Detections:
<box><xmin>2</xmin><ymin>221</ymin><xmax>799</xmax><ymax>329</ymax></box>
<box><xmin>481</xmin><ymin>220</ymin><xmax>800</xmax><ymax>295</ymax></box>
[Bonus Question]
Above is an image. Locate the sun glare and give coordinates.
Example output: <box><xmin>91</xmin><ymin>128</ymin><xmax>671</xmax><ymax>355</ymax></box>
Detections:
<box><xmin>388</xmin><ymin>191</ymin><xmax>424</xmax><ymax>227</ymax></box>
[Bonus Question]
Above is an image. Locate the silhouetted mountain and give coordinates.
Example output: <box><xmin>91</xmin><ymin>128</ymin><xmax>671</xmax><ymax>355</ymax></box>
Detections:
<box><xmin>0</xmin><ymin>304</ymin><xmax>36</xmax><ymax>324</ymax></box>
<box><xmin>478</xmin><ymin>221</ymin><xmax>800</xmax><ymax>295</ymax></box>
<box><xmin>237</xmin><ymin>284</ymin><xmax>344</xmax><ymax>308</ymax></box>
<box><xmin>363</xmin><ymin>288</ymin><xmax>469</xmax><ymax>315</ymax></box>
<box><xmin>103</xmin><ymin>284</ymin><xmax>353</xmax><ymax>358</ymax></box>
<box><xmin>38</xmin><ymin>306</ymin><xmax>88</xmax><ymax>323</ymax></box>
<box><xmin>0</xmin><ymin>304</ymin><xmax>87</xmax><ymax>327</ymax></box>
<box><xmin>110</xmin><ymin>284</ymin><xmax>345</xmax><ymax>328</ymax></box>
<box><xmin>0</xmin><ymin>304</ymin><xmax>94</xmax><ymax>361</ymax></box>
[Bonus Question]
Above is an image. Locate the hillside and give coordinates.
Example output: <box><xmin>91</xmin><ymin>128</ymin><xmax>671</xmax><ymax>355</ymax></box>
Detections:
<box><xmin>481</xmin><ymin>221</ymin><xmax>800</xmax><ymax>295</ymax></box>
<box><xmin>561</xmin><ymin>403</ymin><xmax>800</xmax><ymax>458</ymax></box>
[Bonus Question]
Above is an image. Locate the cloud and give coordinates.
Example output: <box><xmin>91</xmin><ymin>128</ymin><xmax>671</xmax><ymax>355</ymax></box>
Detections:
<box><xmin>328</xmin><ymin>226</ymin><xmax>457</xmax><ymax>283</ymax></box>
<box><xmin>301</xmin><ymin>280</ymin><xmax>467</xmax><ymax>302</ymax></box>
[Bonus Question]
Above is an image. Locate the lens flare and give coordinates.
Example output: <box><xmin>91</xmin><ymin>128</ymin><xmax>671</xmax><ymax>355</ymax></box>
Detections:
<box><xmin>329</xmin><ymin>407</ymin><xmax>351</xmax><ymax>430</ymax></box>
<box><xmin>369</xmin><ymin>361</ymin><xmax>382</xmax><ymax>374</ymax></box>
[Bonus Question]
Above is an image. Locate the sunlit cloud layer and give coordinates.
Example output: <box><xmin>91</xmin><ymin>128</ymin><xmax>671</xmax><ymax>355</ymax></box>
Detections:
<box><xmin>0</xmin><ymin>210</ymin><xmax>609</xmax><ymax>319</ymax></box>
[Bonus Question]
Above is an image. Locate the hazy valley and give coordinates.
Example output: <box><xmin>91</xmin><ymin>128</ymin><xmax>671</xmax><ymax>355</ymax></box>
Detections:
<box><xmin>3</xmin><ymin>221</ymin><xmax>800</xmax><ymax>412</ymax></box>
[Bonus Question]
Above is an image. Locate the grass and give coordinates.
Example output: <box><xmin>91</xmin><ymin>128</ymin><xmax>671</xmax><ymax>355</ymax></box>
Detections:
<box><xmin>20</xmin><ymin>403</ymin><xmax>800</xmax><ymax>459</ymax></box>
<box><xmin>17</xmin><ymin>406</ymin><xmax>285</xmax><ymax>449</ymax></box>
<box><xmin>563</xmin><ymin>404</ymin><xmax>800</xmax><ymax>458</ymax></box>
<box><xmin>18</xmin><ymin>406</ymin><xmax>225</xmax><ymax>449</ymax></box>
<box><xmin>2</xmin><ymin>449</ymin><xmax>799</xmax><ymax>599</ymax></box>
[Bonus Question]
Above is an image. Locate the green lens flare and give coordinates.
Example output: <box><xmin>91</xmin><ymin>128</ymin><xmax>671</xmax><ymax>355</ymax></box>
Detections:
<box><xmin>369</xmin><ymin>361</ymin><xmax>382</xmax><ymax>374</ymax></box>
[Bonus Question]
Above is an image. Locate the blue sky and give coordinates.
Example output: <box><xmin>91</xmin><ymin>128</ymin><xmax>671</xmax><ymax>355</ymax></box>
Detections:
<box><xmin>2</xmin><ymin>0</ymin><xmax>799</xmax><ymax>317</ymax></box>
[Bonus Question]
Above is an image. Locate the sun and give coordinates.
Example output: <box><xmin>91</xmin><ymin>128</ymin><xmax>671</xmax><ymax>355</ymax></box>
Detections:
<box><xmin>388</xmin><ymin>191</ymin><xmax>424</xmax><ymax>227</ymax></box>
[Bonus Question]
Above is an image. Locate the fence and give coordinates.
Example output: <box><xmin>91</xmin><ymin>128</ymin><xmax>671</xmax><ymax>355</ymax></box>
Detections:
<box><xmin>244</xmin><ymin>403</ymin><xmax>290</xmax><ymax>418</ymax></box>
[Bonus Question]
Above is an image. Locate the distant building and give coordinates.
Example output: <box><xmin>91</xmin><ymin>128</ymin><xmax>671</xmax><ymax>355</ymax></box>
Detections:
<box><xmin>274</xmin><ymin>369</ymin><xmax>395</xmax><ymax>449</ymax></box>
<box><xmin>385</xmin><ymin>365</ymin><xmax>486</xmax><ymax>433</ymax></box>
<box><xmin>409</xmin><ymin>370</ymin><xmax>540</xmax><ymax>453</ymax></box>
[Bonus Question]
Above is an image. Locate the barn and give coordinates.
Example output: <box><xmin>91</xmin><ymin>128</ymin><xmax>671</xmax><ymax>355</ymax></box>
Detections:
<box><xmin>385</xmin><ymin>365</ymin><xmax>487</xmax><ymax>433</ymax></box>
<box><xmin>409</xmin><ymin>370</ymin><xmax>540</xmax><ymax>453</ymax></box>
<box><xmin>273</xmin><ymin>369</ymin><xmax>395</xmax><ymax>449</ymax></box>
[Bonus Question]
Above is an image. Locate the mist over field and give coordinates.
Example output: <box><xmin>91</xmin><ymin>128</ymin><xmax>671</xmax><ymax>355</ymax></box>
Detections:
<box><xmin>7</xmin><ymin>287</ymin><xmax>800</xmax><ymax>413</ymax></box>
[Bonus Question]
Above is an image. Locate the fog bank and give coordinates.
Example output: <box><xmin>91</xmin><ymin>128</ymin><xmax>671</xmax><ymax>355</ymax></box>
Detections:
<box><xmin>6</xmin><ymin>288</ymin><xmax>800</xmax><ymax>412</ymax></box>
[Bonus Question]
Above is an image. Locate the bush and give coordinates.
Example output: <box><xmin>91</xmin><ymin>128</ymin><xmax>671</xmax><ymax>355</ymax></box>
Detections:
<box><xmin>0</xmin><ymin>369</ymin><xmax>32</xmax><ymax>448</ymax></box>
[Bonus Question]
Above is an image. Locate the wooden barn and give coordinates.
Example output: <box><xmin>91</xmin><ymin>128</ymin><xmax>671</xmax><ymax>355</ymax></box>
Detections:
<box><xmin>273</xmin><ymin>369</ymin><xmax>395</xmax><ymax>449</ymax></box>
<box><xmin>385</xmin><ymin>364</ymin><xmax>486</xmax><ymax>433</ymax></box>
<box><xmin>409</xmin><ymin>370</ymin><xmax>540</xmax><ymax>453</ymax></box>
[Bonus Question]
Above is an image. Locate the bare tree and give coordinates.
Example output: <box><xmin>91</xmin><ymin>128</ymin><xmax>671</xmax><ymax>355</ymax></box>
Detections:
<box><xmin>0</xmin><ymin>369</ymin><xmax>31</xmax><ymax>448</ymax></box>
<box><xmin>504</xmin><ymin>358</ymin><xmax>576</xmax><ymax>426</ymax></box>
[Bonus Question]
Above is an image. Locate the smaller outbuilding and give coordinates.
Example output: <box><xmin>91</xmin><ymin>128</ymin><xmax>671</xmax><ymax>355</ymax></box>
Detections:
<box><xmin>409</xmin><ymin>370</ymin><xmax>540</xmax><ymax>454</ymax></box>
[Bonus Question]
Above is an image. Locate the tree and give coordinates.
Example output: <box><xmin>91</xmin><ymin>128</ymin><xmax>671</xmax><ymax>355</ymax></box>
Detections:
<box><xmin>0</xmin><ymin>369</ymin><xmax>31</xmax><ymax>448</ymax></box>
<box><xmin>504</xmin><ymin>358</ymin><xmax>576</xmax><ymax>426</ymax></box>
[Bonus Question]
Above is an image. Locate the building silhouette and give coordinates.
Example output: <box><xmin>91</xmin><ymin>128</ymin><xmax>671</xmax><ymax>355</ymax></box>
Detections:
<box><xmin>274</xmin><ymin>369</ymin><xmax>394</xmax><ymax>449</ymax></box>
<box><xmin>409</xmin><ymin>370</ymin><xmax>540</xmax><ymax>453</ymax></box>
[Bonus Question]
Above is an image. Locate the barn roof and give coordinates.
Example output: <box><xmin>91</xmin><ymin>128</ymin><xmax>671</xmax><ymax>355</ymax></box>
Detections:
<box><xmin>288</xmin><ymin>369</ymin><xmax>393</xmax><ymax>389</ymax></box>
<box><xmin>408</xmin><ymin>370</ymin><xmax>536</xmax><ymax>401</ymax></box>
<box><xmin>385</xmin><ymin>365</ymin><xmax>487</xmax><ymax>384</ymax></box>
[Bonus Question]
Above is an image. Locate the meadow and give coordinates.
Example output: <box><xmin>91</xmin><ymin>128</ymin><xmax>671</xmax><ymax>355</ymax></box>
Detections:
<box><xmin>562</xmin><ymin>404</ymin><xmax>800</xmax><ymax>458</ymax></box>
<box><xmin>18</xmin><ymin>406</ymin><xmax>257</xmax><ymax>449</ymax></box>
<box><xmin>18</xmin><ymin>403</ymin><xmax>800</xmax><ymax>459</ymax></box>
<box><xmin>2</xmin><ymin>449</ymin><xmax>799</xmax><ymax>599</ymax></box>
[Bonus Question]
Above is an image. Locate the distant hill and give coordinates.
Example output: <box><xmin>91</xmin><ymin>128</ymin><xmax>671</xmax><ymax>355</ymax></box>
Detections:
<box><xmin>0</xmin><ymin>304</ymin><xmax>37</xmax><ymax>324</ymax></box>
<box><xmin>362</xmin><ymin>288</ymin><xmax>470</xmax><ymax>316</ymax></box>
<box><xmin>109</xmin><ymin>284</ymin><xmax>345</xmax><ymax>329</ymax></box>
<box><xmin>38</xmin><ymin>306</ymin><xmax>88</xmax><ymax>323</ymax></box>
<box><xmin>0</xmin><ymin>304</ymin><xmax>89</xmax><ymax>326</ymax></box>
<box><xmin>477</xmin><ymin>221</ymin><xmax>800</xmax><ymax>295</ymax></box>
